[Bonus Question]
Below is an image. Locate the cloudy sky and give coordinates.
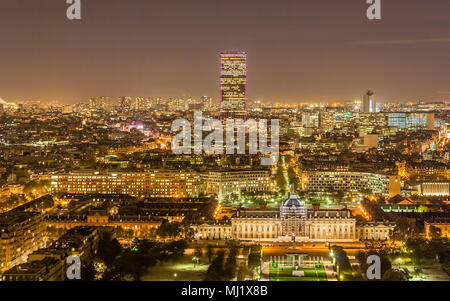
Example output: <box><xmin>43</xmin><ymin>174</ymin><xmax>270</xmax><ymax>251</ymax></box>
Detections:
<box><xmin>0</xmin><ymin>0</ymin><xmax>449</xmax><ymax>104</ymax></box>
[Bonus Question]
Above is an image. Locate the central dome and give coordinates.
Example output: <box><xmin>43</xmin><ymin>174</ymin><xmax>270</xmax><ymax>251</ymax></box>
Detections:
<box><xmin>282</xmin><ymin>194</ymin><xmax>305</xmax><ymax>208</ymax></box>
<box><xmin>280</xmin><ymin>194</ymin><xmax>307</xmax><ymax>221</ymax></box>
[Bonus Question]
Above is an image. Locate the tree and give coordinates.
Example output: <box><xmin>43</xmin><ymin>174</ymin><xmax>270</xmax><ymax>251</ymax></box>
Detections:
<box><xmin>406</xmin><ymin>237</ymin><xmax>450</xmax><ymax>265</ymax></box>
<box><xmin>97</xmin><ymin>231</ymin><xmax>122</xmax><ymax>266</ymax></box>
<box><xmin>206</xmin><ymin>245</ymin><xmax>215</xmax><ymax>263</ymax></box>
<box><xmin>194</xmin><ymin>246</ymin><xmax>203</xmax><ymax>258</ymax></box>
<box><xmin>331</xmin><ymin>246</ymin><xmax>352</xmax><ymax>278</ymax></box>
<box><xmin>287</xmin><ymin>166</ymin><xmax>299</xmax><ymax>192</ymax></box>
<box><xmin>392</xmin><ymin>217</ymin><xmax>419</xmax><ymax>242</ymax></box>
<box><xmin>227</xmin><ymin>193</ymin><xmax>239</xmax><ymax>203</ymax></box>
<box><xmin>275</xmin><ymin>165</ymin><xmax>287</xmax><ymax>195</ymax></box>
<box><xmin>429</xmin><ymin>225</ymin><xmax>442</xmax><ymax>239</ymax></box>
<box><xmin>102</xmin><ymin>239</ymin><xmax>189</xmax><ymax>281</ymax></box>
<box><xmin>406</xmin><ymin>237</ymin><xmax>430</xmax><ymax>264</ymax></box>
<box><xmin>180</xmin><ymin>220</ymin><xmax>195</xmax><ymax>240</ymax></box>
<box><xmin>237</xmin><ymin>263</ymin><xmax>247</xmax><ymax>281</ymax></box>
<box><xmin>334</xmin><ymin>191</ymin><xmax>345</xmax><ymax>203</ymax></box>
<box><xmin>109</xmin><ymin>248</ymin><xmax>157</xmax><ymax>281</ymax></box>
<box><xmin>116</xmin><ymin>227</ymin><xmax>134</xmax><ymax>239</ymax></box>
<box><xmin>223</xmin><ymin>246</ymin><xmax>238</xmax><ymax>280</ymax></box>
<box><xmin>78</xmin><ymin>262</ymin><xmax>96</xmax><ymax>281</ymax></box>
<box><xmin>247</xmin><ymin>245</ymin><xmax>262</xmax><ymax>279</ymax></box>
<box><xmin>165</xmin><ymin>240</ymin><xmax>188</xmax><ymax>259</ymax></box>
<box><xmin>381</xmin><ymin>269</ymin><xmax>408</xmax><ymax>281</ymax></box>
<box><xmin>156</xmin><ymin>221</ymin><xmax>182</xmax><ymax>239</ymax></box>
<box><xmin>204</xmin><ymin>250</ymin><xmax>226</xmax><ymax>281</ymax></box>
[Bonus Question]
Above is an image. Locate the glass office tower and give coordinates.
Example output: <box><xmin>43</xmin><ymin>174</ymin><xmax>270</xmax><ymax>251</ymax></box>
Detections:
<box><xmin>220</xmin><ymin>52</ymin><xmax>247</xmax><ymax>121</ymax></box>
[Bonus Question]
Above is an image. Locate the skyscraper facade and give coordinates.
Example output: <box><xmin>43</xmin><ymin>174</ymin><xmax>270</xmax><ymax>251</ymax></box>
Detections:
<box><xmin>220</xmin><ymin>52</ymin><xmax>247</xmax><ymax>120</ymax></box>
<box><xmin>363</xmin><ymin>90</ymin><xmax>376</xmax><ymax>113</ymax></box>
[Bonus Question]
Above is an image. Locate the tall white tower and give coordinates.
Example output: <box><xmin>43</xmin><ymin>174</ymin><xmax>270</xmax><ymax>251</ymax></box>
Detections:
<box><xmin>363</xmin><ymin>90</ymin><xmax>376</xmax><ymax>113</ymax></box>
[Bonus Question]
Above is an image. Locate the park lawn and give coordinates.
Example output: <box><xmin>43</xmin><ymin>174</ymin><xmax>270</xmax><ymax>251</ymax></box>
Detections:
<box><xmin>269</xmin><ymin>264</ymin><xmax>327</xmax><ymax>281</ymax></box>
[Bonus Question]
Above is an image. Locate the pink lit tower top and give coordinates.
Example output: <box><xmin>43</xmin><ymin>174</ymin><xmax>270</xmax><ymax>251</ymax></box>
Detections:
<box><xmin>220</xmin><ymin>51</ymin><xmax>247</xmax><ymax>121</ymax></box>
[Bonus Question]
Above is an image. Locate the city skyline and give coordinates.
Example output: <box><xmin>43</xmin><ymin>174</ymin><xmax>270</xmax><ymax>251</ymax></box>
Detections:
<box><xmin>0</xmin><ymin>0</ymin><xmax>449</xmax><ymax>104</ymax></box>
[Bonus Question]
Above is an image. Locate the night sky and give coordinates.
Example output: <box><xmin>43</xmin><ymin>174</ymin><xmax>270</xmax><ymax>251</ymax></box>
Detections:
<box><xmin>0</xmin><ymin>0</ymin><xmax>449</xmax><ymax>104</ymax></box>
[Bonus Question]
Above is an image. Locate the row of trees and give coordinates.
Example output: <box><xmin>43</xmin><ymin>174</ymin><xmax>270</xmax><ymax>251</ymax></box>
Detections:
<box><xmin>112</xmin><ymin>220</ymin><xmax>194</xmax><ymax>241</ymax></box>
<box><xmin>331</xmin><ymin>245</ymin><xmax>353</xmax><ymax>280</ymax></box>
<box><xmin>204</xmin><ymin>247</ymin><xmax>238</xmax><ymax>281</ymax></box>
<box><xmin>405</xmin><ymin>237</ymin><xmax>450</xmax><ymax>265</ymax></box>
<box><xmin>203</xmin><ymin>244</ymin><xmax>262</xmax><ymax>281</ymax></box>
<box><xmin>79</xmin><ymin>230</ymin><xmax>189</xmax><ymax>281</ymax></box>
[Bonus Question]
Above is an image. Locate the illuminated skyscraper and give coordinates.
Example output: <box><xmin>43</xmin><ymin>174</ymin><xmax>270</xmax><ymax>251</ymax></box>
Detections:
<box><xmin>363</xmin><ymin>90</ymin><xmax>376</xmax><ymax>113</ymax></box>
<box><xmin>220</xmin><ymin>52</ymin><xmax>247</xmax><ymax>120</ymax></box>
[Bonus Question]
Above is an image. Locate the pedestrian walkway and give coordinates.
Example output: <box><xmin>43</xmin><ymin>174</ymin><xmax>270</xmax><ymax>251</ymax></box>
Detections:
<box><xmin>323</xmin><ymin>260</ymin><xmax>337</xmax><ymax>281</ymax></box>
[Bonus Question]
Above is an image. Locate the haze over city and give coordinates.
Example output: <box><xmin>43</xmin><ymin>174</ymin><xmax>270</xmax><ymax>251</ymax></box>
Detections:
<box><xmin>0</xmin><ymin>0</ymin><xmax>449</xmax><ymax>104</ymax></box>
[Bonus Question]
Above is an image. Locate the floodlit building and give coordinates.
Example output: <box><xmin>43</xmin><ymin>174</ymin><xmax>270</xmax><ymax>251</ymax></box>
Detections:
<box><xmin>405</xmin><ymin>181</ymin><xmax>450</xmax><ymax>196</ymax></box>
<box><xmin>230</xmin><ymin>194</ymin><xmax>356</xmax><ymax>242</ymax></box>
<box><xmin>387</xmin><ymin>112</ymin><xmax>435</xmax><ymax>130</ymax></box>
<box><xmin>425</xmin><ymin>219</ymin><xmax>450</xmax><ymax>239</ymax></box>
<box><xmin>356</xmin><ymin>222</ymin><xmax>394</xmax><ymax>241</ymax></box>
<box><xmin>51</xmin><ymin>170</ymin><xmax>204</xmax><ymax>198</ymax></box>
<box><xmin>220</xmin><ymin>52</ymin><xmax>247</xmax><ymax>120</ymax></box>
<box><xmin>2</xmin><ymin>257</ymin><xmax>65</xmax><ymax>281</ymax></box>
<box><xmin>301</xmin><ymin>171</ymin><xmax>401</xmax><ymax>198</ymax></box>
<box><xmin>194</xmin><ymin>195</ymin><xmax>392</xmax><ymax>243</ymax></box>
<box><xmin>0</xmin><ymin>212</ymin><xmax>47</xmax><ymax>273</ymax></box>
<box><xmin>202</xmin><ymin>169</ymin><xmax>272</xmax><ymax>200</ymax></box>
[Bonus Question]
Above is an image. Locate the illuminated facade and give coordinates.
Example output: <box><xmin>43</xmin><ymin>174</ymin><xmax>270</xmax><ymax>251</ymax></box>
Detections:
<box><xmin>301</xmin><ymin>171</ymin><xmax>401</xmax><ymax>197</ymax></box>
<box><xmin>420</xmin><ymin>182</ymin><xmax>450</xmax><ymax>196</ymax></box>
<box><xmin>230</xmin><ymin>195</ymin><xmax>356</xmax><ymax>242</ymax></box>
<box><xmin>387</xmin><ymin>112</ymin><xmax>435</xmax><ymax>130</ymax></box>
<box><xmin>47</xmin><ymin>214</ymin><xmax>162</xmax><ymax>239</ymax></box>
<box><xmin>51</xmin><ymin>170</ymin><xmax>203</xmax><ymax>198</ymax></box>
<box><xmin>0</xmin><ymin>212</ymin><xmax>47</xmax><ymax>273</ymax></box>
<box><xmin>425</xmin><ymin>219</ymin><xmax>450</xmax><ymax>239</ymax></box>
<box><xmin>356</xmin><ymin>222</ymin><xmax>394</xmax><ymax>240</ymax></box>
<box><xmin>203</xmin><ymin>169</ymin><xmax>272</xmax><ymax>200</ymax></box>
<box><xmin>195</xmin><ymin>195</ymin><xmax>391</xmax><ymax>242</ymax></box>
<box><xmin>220</xmin><ymin>52</ymin><xmax>247</xmax><ymax>120</ymax></box>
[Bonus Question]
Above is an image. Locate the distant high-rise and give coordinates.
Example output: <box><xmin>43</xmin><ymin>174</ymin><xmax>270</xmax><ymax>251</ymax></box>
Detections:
<box><xmin>363</xmin><ymin>90</ymin><xmax>376</xmax><ymax>113</ymax></box>
<box><xmin>220</xmin><ymin>52</ymin><xmax>247</xmax><ymax>120</ymax></box>
<box><xmin>89</xmin><ymin>96</ymin><xmax>108</xmax><ymax>111</ymax></box>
